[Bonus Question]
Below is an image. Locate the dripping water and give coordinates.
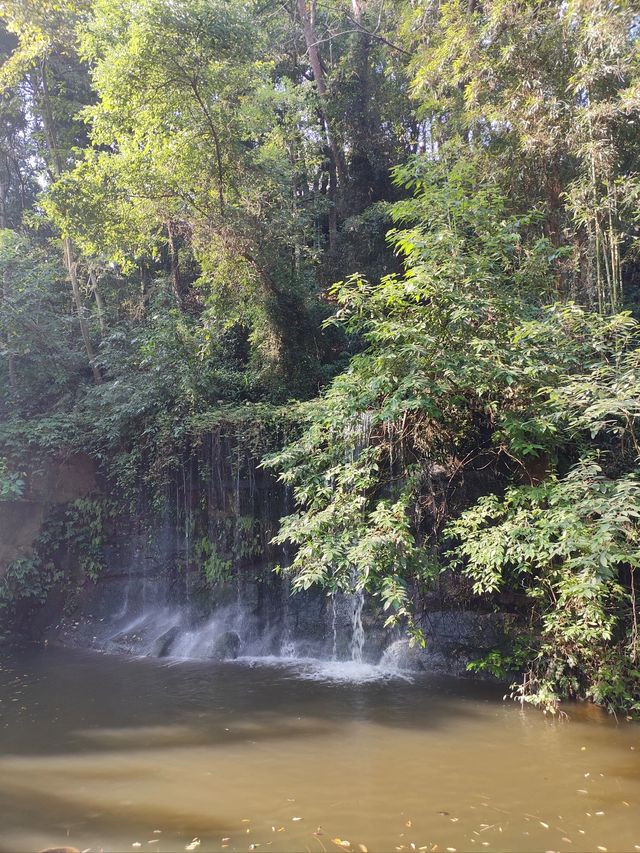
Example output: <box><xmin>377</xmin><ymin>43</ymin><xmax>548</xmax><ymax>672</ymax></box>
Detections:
<box><xmin>331</xmin><ymin>595</ymin><xmax>338</xmax><ymax>660</ymax></box>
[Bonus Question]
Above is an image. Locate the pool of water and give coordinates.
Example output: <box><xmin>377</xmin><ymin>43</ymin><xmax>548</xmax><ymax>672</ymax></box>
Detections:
<box><xmin>0</xmin><ymin>645</ymin><xmax>638</xmax><ymax>853</ymax></box>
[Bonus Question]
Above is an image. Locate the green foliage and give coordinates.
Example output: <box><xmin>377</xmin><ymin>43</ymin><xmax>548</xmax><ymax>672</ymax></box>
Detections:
<box><xmin>0</xmin><ymin>556</ymin><xmax>61</xmax><ymax>617</ymax></box>
<box><xmin>1</xmin><ymin>0</ymin><xmax>640</xmax><ymax>714</ymax></box>
<box><xmin>195</xmin><ymin>515</ymin><xmax>264</xmax><ymax>587</ymax></box>
<box><xmin>449</xmin><ymin>462</ymin><xmax>640</xmax><ymax>712</ymax></box>
<box><xmin>0</xmin><ymin>230</ymin><xmax>90</xmax><ymax>414</ymax></box>
<box><xmin>0</xmin><ymin>496</ymin><xmax>115</xmax><ymax>625</ymax></box>
<box><xmin>466</xmin><ymin>637</ymin><xmax>531</xmax><ymax>681</ymax></box>
<box><xmin>404</xmin><ymin>0</ymin><xmax>640</xmax><ymax>313</ymax></box>
<box><xmin>270</xmin><ymin>162</ymin><xmax>640</xmax><ymax>711</ymax></box>
<box><xmin>0</xmin><ymin>455</ymin><xmax>23</xmax><ymax>499</ymax></box>
<box><xmin>195</xmin><ymin>537</ymin><xmax>232</xmax><ymax>586</ymax></box>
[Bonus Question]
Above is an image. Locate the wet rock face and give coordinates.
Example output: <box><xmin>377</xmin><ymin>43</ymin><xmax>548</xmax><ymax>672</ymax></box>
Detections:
<box><xmin>57</xmin><ymin>570</ymin><xmax>510</xmax><ymax>679</ymax></box>
<box><xmin>210</xmin><ymin>630</ymin><xmax>241</xmax><ymax>660</ymax></box>
<box><xmin>46</xmin><ymin>435</ymin><xmax>511</xmax><ymax>679</ymax></box>
<box><xmin>0</xmin><ymin>454</ymin><xmax>96</xmax><ymax>578</ymax></box>
<box><xmin>153</xmin><ymin>625</ymin><xmax>181</xmax><ymax>657</ymax></box>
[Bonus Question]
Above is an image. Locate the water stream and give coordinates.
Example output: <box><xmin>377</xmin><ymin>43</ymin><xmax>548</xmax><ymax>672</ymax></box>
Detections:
<box><xmin>0</xmin><ymin>645</ymin><xmax>638</xmax><ymax>853</ymax></box>
<box><xmin>350</xmin><ymin>588</ymin><xmax>365</xmax><ymax>664</ymax></box>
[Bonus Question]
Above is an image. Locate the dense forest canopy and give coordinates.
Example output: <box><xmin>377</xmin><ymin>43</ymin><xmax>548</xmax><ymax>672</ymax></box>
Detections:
<box><xmin>0</xmin><ymin>0</ymin><xmax>639</xmax><ymax>712</ymax></box>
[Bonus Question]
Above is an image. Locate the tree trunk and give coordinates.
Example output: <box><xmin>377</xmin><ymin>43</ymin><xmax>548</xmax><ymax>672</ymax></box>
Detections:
<box><xmin>0</xmin><ymin>160</ymin><xmax>17</xmax><ymax>388</ymax></box>
<box><xmin>166</xmin><ymin>221</ymin><xmax>183</xmax><ymax>309</ymax></box>
<box><xmin>39</xmin><ymin>58</ymin><xmax>102</xmax><ymax>382</ymax></box>
<box><xmin>349</xmin><ymin>0</ymin><xmax>376</xmax><ymax>208</ymax></box>
<box><xmin>88</xmin><ymin>268</ymin><xmax>107</xmax><ymax>337</ymax></box>
<box><xmin>296</xmin><ymin>0</ymin><xmax>348</xmax><ymax>188</ymax></box>
<box><xmin>63</xmin><ymin>237</ymin><xmax>102</xmax><ymax>383</ymax></box>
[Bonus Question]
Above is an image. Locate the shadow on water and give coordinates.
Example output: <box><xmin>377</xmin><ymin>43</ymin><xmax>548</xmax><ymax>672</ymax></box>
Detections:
<box><xmin>0</xmin><ymin>645</ymin><xmax>492</xmax><ymax>758</ymax></box>
<box><xmin>0</xmin><ymin>785</ymin><xmax>234</xmax><ymax>853</ymax></box>
<box><xmin>0</xmin><ymin>645</ymin><xmax>493</xmax><ymax>849</ymax></box>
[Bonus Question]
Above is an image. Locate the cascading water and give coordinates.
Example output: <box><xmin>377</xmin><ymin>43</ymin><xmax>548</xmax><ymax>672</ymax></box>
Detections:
<box><xmin>70</xmin><ymin>579</ymin><xmax>407</xmax><ymax>682</ymax></box>
<box><xmin>62</xmin><ymin>417</ymin><xmax>408</xmax><ymax>683</ymax></box>
<box><xmin>331</xmin><ymin>595</ymin><xmax>338</xmax><ymax>660</ymax></box>
<box><xmin>350</xmin><ymin>588</ymin><xmax>365</xmax><ymax>663</ymax></box>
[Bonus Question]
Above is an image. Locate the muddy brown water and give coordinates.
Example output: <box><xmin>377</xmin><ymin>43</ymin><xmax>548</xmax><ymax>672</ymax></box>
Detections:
<box><xmin>0</xmin><ymin>645</ymin><xmax>638</xmax><ymax>852</ymax></box>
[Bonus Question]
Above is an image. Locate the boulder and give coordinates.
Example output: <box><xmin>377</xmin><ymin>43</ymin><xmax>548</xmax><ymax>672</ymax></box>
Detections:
<box><xmin>153</xmin><ymin>625</ymin><xmax>181</xmax><ymax>657</ymax></box>
<box><xmin>211</xmin><ymin>630</ymin><xmax>241</xmax><ymax>660</ymax></box>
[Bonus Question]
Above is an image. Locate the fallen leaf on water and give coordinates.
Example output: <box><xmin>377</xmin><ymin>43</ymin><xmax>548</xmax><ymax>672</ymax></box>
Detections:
<box><xmin>222</xmin><ymin>838</ymin><xmax>230</xmax><ymax>842</ymax></box>
<box><xmin>185</xmin><ymin>839</ymin><xmax>201</xmax><ymax>851</ymax></box>
<box><xmin>595</xmin><ymin>811</ymin><xmax>605</xmax><ymax>816</ymax></box>
<box><xmin>331</xmin><ymin>839</ymin><xmax>351</xmax><ymax>849</ymax></box>
<box><xmin>623</xmin><ymin>801</ymin><xmax>630</xmax><ymax>807</ymax></box>
<box><xmin>277</xmin><ymin>827</ymin><xmax>286</xmax><ymax>832</ymax></box>
<box><xmin>242</xmin><ymin>819</ymin><xmax>251</xmax><ymax>823</ymax></box>
<box><xmin>450</xmin><ymin>818</ymin><xmax>459</xmax><ymax>823</ymax></box>
<box><xmin>292</xmin><ymin>817</ymin><xmax>304</xmax><ymax>821</ymax></box>
<box><xmin>431</xmin><ymin>845</ymin><xmax>438</xmax><ymax>852</ymax></box>
<box><xmin>358</xmin><ymin>846</ymin><xmax>368</xmax><ymax>853</ymax></box>
<box><xmin>577</xmin><ymin>790</ymin><xmax>588</xmax><ymax>794</ymax></box>
<box><xmin>153</xmin><ymin>831</ymin><xmax>162</xmax><ymax>835</ymax></box>
<box><xmin>249</xmin><ymin>845</ymin><xmax>260</xmax><ymax>850</ymax></box>
<box><xmin>406</xmin><ymin>821</ymin><xmax>412</xmax><ymax>828</ymax></box>
<box><xmin>540</xmin><ymin>822</ymin><xmax>549</xmax><ymax>829</ymax></box>
<box><xmin>446</xmin><ymin>847</ymin><xmax>457</xmax><ymax>851</ymax></box>
<box><xmin>597</xmin><ymin>847</ymin><xmax>607</xmax><ymax>852</ymax></box>
<box><xmin>562</xmin><ymin>838</ymin><xmax>572</xmax><ymax>844</ymax></box>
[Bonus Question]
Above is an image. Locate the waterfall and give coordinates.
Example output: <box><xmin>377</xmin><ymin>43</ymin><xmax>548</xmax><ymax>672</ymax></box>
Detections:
<box><xmin>331</xmin><ymin>595</ymin><xmax>338</xmax><ymax>660</ymax></box>
<box><xmin>280</xmin><ymin>630</ymin><xmax>296</xmax><ymax>659</ymax></box>
<box><xmin>70</xmin><ymin>414</ymin><xmax>408</xmax><ymax>683</ymax></box>
<box><xmin>346</xmin><ymin>411</ymin><xmax>371</xmax><ymax>663</ymax></box>
<box><xmin>350</xmin><ymin>589</ymin><xmax>365</xmax><ymax>663</ymax></box>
